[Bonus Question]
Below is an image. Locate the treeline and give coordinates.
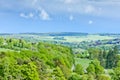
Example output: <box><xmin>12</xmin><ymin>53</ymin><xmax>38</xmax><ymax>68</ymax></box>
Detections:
<box><xmin>48</xmin><ymin>32</ymin><xmax>88</xmax><ymax>36</ymax></box>
<box><xmin>0</xmin><ymin>38</ymin><xmax>32</xmax><ymax>50</ymax></box>
<box><xmin>0</xmin><ymin>32</ymin><xmax>88</xmax><ymax>36</ymax></box>
<box><xmin>75</xmin><ymin>46</ymin><xmax>120</xmax><ymax>80</ymax></box>
<box><xmin>77</xmin><ymin>46</ymin><xmax>120</xmax><ymax>69</ymax></box>
<box><xmin>70</xmin><ymin>59</ymin><xmax>110</xmax><ymax>80</ymax></box>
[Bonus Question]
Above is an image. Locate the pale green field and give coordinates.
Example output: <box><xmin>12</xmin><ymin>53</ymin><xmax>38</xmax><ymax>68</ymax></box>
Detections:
<box><xmin>73</xmin><ymin>48</ymin><xmax>85</xmax><ymax>52</ymax></box>
<box><xmin>64</xmin><ymin>35</ymin><xmax>114</xmax><ymax>42</ymax></box>
<box><xmin>0</xmin><ymin>48</ymin><xmax>13</xmax><ymax>52</ymax></box>
<box><xmin>34</xmin><ymin>35</ymin><xmax>114</xmax><ymax>43</ymax></box>
<box><xmin>75</xmin><ymin>58</ymin><xmax>92</xmax><ymax>69</ymax></box>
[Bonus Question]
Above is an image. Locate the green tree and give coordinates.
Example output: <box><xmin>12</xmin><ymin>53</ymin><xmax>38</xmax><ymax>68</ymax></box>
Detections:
<box><xmin>103</xmin><ymin>49</ymin><xmax>107</xmax><ymax>59</ymax></box>
<box><xmin>80</xmin><ymin>74</ymin><xmax>88</xmax><ymax>80</ymax></box>
<box><xmin>90</xmin><ymin>59</ymin><xmax>104</xmax><ymax>74</ymax></box>
<box><xmin>113</xmin><ymin>46</ymin><xmax>119</xmax><ymax>54</ymax></box>
<box><xmin>0</xmin><ymin>38</ymin><xmax>4</xmax><ymax>47</ymax></box>
<box><xmin>88</xmin><ymin>48</ymin><xmax>100</xmax><ymax>60</ymax></box>
<box><xmin>97</xmin><ymin>74</ymin><xmax>111</xmax><ymax>80</ymax></box>
<box><xmin>53</xmin><ymin>66</ymin><xmax>66</xmax><ymax>80</ymax></box>
<box><xmin>106</xmin><ymin>48</ymin><xmax>117</xmax><ymax>68</ymax></box>
<box><xmin>112</xmin><ymin>61</ymin><xmax>120</xmax><ymax>80</ymax></box>
<box><xmin>98</xmin><ymin>50</ymin><xmax>106</xmax><ymax>67</ymax></box>
<box><xmin>74</xmin><ymin>64</ymin><xmax>84</xmax><ymax>75</ymax></box>
<box><xmin>20</xmin><ymin>62</ymin><xmax>40</xmax><ymax>80</ymax></box>
<box><xmin>68</xmin><ymin>73</ymin><xmax>81</xmax><ymax>80</ymax></box>
<box><xmin>87</xmin><ymin>74</ymin><xmax>94</xmax><ymax>80</ymax></box>
<box><xmin>98</xmin><ymin>50</ymin><xmax>103</xmax><ymax>61</ymax></box>
<box><xmin>87</xmin><ymin>64</ymin><xmax>95</xmax><ymax>74</ymax></box>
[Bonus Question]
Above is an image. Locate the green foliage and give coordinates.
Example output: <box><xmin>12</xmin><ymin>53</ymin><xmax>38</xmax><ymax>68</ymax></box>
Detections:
<box><xmin>87</xmin><ymin>74</ymin><xmax>95</xmax><ymax>80</ymax></box>
<box><xmin>52</xmin><ymin>66</ymin><xmax>66</xmax><ymax>80</ymax></box>
<box><xmin>97</xmin><ymin>74</ymin><xmax>111</xmax><ymax>80</ymax></box>
<box><xmin>68</xmin><ymin>73</ymin><xmax>81</xmax><ymax>80</ymax></box>
<box><xmin>87</xmin><ymin>64</ymin><xmax>95</xmax><ymax>74</ymax></box>
<box><xmin>74</xmin><ymin>64</ymin><xmax>84</xmax><ymax>75</ymax></box>
<box><xmin>80</xmin><ymin>74</ymin><xmax>88</xmax><ymax>80</ymax></box>
<box><xmin>103</xmin><ymin>50</ymin><xmax>107</xmax><ymax>59</ymax></box>
<box><xmin>88</xmin><ymin>48</ymin><xmax>100</xmax><ymax>60</ymax></box>
<box><xmin>112</xmin><ymin>67</ymin><xmax>120</xmax><ymax>80</ymax></box>
<box><xmin>75</xmin><ymin>51</ymin><xmax>89</xmax><ymax>58</ymax></box>
<box><xmin>112</xmin><ymin>61</ymin><xmax>120</xmax><ymax>80</ymax></box>
<box><xmin>106</xmin><ymin>48</ymin><xmax>118</xmax><ymax>68</ymax></box>
<box><xmin>117</xmin><ymin>60</ymin><xmax>120</xmax><ymax>67</ymax></box>
<box><xmin>20</xmin><ymin>62</ymin><xmax>40</xmax><ymax>80</ymax></box>
<box><xmin>0</xmin><ymin>37</ymin><xmax>4</xmax><ymax>47</ymax></box>
<box><xmin>0</xmin><ymin>38</ymin><xmax>74</xmax><ymax>80</ymax></box>
<box><xmin>90</xmin><ymin>59</ymin><xmax>104</xmax><ymax>74</ymax></box>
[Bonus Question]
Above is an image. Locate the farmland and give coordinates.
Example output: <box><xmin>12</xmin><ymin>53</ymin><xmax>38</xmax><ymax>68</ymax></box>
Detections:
<box><xmin>1</xmin><ymin>32</ymin><xmax>119</xmax><ymax>53</ymax></box>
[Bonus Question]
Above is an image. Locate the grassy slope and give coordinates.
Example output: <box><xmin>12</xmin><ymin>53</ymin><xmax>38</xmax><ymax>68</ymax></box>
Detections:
<box><xmin>75</xmin><ymin>58</ymin><xmax>92</xmax><ymax>69</ymax></box>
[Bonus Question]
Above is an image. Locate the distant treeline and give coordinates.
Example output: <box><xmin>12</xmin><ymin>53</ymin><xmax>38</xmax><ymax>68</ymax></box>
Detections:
<box><xmin>0</xmin><ymin>32</ymin><xmax>88</xmax><ymax>36</ymax></box>
<box><xmin>2</xmin><ymin>32</ymin><xmax>120</xmax><ymax>36</ymax></box>
<box><xmin>48</xmin><ymin>32</ymin><xmax>88</xmax><ymax>36</ymax></box>
<box><xmin>0</xmin><ymin>33</ymin><xmax>13</xmax><ymax>35</ymax></box>
<box><xmin>99</xmin><ymin>33</ymin><xmax>120</xmax><ymax>36</ymax></box>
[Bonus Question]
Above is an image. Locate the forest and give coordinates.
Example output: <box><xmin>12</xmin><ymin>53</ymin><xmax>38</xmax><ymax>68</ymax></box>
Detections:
<box><xmin>0</xmin><ymin>33</ymin><xmax>120</xmax><ymax>80</ymax></box>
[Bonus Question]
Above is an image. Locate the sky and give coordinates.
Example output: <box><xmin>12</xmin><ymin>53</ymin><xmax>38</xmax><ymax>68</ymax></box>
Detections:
<box><xmin>0</xmin><ymin>0</ymin><xmax>120</xmax><ymax>33</ymax></box>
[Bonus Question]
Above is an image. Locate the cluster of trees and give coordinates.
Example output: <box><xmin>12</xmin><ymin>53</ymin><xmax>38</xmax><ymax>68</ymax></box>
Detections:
<box><xmin>0</xmin><ymin>37</ymin><xmax>33</xmax><ymax>50</ymax></box>
<box><xmin>75</xmin><ymin>46</ymin><xmax>120</xmax><ymax>80</ymax></box>
<box><xmin>76</xmin><ymin>46</ymin><xmax>120</xmax><ymax>69</ymax></box>
<box><xmin>89</xmin><ymin>46</ymin><xmax>120</xmax><ymax>69</ymax></box>
<box><xmin>0</xmin><ymin>37</ymin><xmax>75</xmax><ymax>80</ymax></box>
<box><xmin>69</xmin><ymin>59</ymin><xmax>110</xmax><ymax>80</ymax></box>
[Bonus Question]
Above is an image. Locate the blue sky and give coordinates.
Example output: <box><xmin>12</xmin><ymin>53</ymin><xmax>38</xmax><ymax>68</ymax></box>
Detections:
<box><xmin>0</xmin><ymin>0</ymin><xmax>120</xmax><ymax>33</ymax></box>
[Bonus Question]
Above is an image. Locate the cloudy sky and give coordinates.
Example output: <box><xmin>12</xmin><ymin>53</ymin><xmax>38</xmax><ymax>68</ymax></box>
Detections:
<box><xmin>0</xmin><ymin>0</ymin><xmax>120</xmax><ymax>33</ymax></box>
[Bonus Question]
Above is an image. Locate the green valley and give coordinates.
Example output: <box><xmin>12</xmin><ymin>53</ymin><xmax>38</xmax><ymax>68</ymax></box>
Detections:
<box><xmin>0</xmin><ymin>32</ymin><xmax>120</xmax><ymax>80</ymax></box>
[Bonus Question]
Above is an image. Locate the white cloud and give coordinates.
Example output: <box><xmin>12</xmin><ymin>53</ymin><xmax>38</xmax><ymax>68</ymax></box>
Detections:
<box><xmin>2</xmin><ymin>0</ymin><xmax>120</xmax><ymax>18</ymax></box>
<box><xmin>20</xmin><ymin>12</ymin><xmax>34</xmax><ymax>19</ymax></box>
<box><xmin>69</xmin><ymin>15</ymin><xmax>74</xmax><ymax>21</ymax></box>
<box><xmin>63</xmin><ymin>0</ymin><xmax>80</xmax><ymax>4</ymax></box>
<box><xmin>20</xmin><ymin>13</ymin><xmax>27</xmax><ymax>18</ymax></box>
<box><xmin>64</xmin><ymin>0</ymin><xmax>73</xmax><ymax>4</ymax></box>
<box><xmin>84</xmin><ymin>5</ymin><xmax>96</xmax><ymax>14</ymax></box>
<box><xmin>19</xmin><ymin>7</ymin><xmax>51</xmax><ymax>20</ymax></box>
<box><xmin>88</xmin><ymin>20</ymin><xmax>93</xmax><ymax>24</ymax></box>
<box><xmin>32</xmin><ymin>0</ymin><xmax>38</xmax><ymax>5</ymax></box>
<box><xmin>39</xmin><ymin>9</ymin><xmax>51</xmax><ymax>20</ymax></box>
<box><xmin>29</xmin><ymin>13</ymin><xmax>34</xmax><ymax>18</ymax></box>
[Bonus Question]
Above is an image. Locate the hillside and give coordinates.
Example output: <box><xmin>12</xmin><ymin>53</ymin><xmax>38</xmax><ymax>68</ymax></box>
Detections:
<box><xmin>0</xmin><ymin>34</ymin><xmax>119</xmax><ymax>80</ymax></box>
<box><xmin>0</xmin><ymin>38</ymin><xmax>74</xmax><ymax>80</ymax></box>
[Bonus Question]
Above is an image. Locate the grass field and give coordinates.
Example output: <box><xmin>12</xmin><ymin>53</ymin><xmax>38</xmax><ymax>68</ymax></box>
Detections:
<box><xmin>0</xmin><ymin>48</ymin><xmax>14</xmax><ymax>52</ymax></box>
<box><xmin>75</xmin><ymin>58</ymin><xmax>92</xmax><ymax>69</ymax></box>
<box><xmin>64</xmin><ymin>35</ymin><xmax>114</xmax><ymax>42</ymax></box>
